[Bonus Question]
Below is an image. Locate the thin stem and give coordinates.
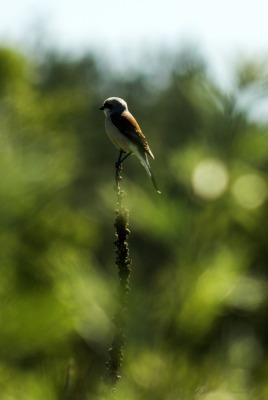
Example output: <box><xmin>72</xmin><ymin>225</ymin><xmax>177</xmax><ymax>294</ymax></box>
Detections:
<box><xmin>106</xmin><ymin>150</ymin><xmax>132</xmax><ymax>387</ymax></box>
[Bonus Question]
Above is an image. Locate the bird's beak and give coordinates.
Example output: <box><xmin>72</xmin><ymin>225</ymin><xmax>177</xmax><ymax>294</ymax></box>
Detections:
<box><xmin>99</xmin><ymin>105</ymin><xmax>105</xmax><ymax>110</ymax></box>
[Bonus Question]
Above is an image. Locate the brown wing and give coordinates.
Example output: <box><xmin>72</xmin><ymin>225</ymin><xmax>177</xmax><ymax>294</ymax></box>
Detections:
<box><xmin>111</xmin><ymin>112</ymin><xmax>154</xmax><ymax>159</ymax></box>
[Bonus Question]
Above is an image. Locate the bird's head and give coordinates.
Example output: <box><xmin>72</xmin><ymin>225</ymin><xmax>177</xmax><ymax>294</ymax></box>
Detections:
<box><xmin>99</xmin><ymin>97</ymin><xmax>128</xmax><ymax>116</ymax></box>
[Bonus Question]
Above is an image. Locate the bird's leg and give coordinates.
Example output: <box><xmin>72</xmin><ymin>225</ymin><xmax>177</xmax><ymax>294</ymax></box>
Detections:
<box><xmin>117</xmin><ymin>149</ymin><xmax>125</xmax><ymax>165</ymax></box>
<box><xmin>120</xmin><ymin>152</ymin><xmax>132</xmax><ymax>163</ymax></box>
<box><xmin>115</xmin><ymin>150</ymin><xmax>124</xmax><ymax>191</ymax></box>
<box><xmin>115</xmin><ymin>151</ymin><xmax>132</xmax><ymax>195</ymax></box>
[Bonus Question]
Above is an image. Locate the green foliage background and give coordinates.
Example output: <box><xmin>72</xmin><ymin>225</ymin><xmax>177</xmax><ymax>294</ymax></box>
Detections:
<box><xmin>0</xmin><ymin>45</ymin><xmax>268</xmax><ymax>399</ymax></box>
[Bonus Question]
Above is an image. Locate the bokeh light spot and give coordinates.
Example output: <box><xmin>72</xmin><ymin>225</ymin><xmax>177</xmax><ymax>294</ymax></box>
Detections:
<box><xmin>192</xmin><ymin>158</ymin><xmax>229</xmax><ymax>200</ymax></box>
<box><xmin>227</xmin><ymin>277</ymin><xmax>266</xmax><ymax>311</ymax></box>
<box><xmin>232</xmin><ymin>173</ymin><xmax>268</xmax><ymax>209</ymax></box>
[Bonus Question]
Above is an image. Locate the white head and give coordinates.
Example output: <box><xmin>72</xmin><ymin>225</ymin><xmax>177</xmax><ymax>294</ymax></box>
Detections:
<box><xmin>100</xmin><ymin>97</ymin><xmax>128</xmax><ymax>116</ymax></box>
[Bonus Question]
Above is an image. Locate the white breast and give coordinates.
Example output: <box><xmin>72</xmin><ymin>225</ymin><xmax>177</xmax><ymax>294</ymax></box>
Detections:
<box><xmin>105</xmin><ymin>116</ymin><xmax>134</xmax><ymax>153</ymax></box>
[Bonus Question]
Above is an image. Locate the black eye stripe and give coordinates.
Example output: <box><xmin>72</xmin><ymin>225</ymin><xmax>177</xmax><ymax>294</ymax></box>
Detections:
<box><xmin>104</xmin><ymin>102</ymin><xmax>113</xmax><ymax>109</ymax></box>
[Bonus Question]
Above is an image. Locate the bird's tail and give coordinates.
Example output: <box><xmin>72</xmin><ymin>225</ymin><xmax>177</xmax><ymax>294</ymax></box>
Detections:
<box><xmin>138</xmin><ymin>152</ymin><xmax>161</xmax><ymax>194</ymax></box>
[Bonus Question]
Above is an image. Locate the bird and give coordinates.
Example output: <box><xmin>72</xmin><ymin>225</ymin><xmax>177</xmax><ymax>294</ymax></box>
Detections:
<box><xmin>100</xmin><ymin>97</ymin><xmax>161</xmax><ymax>194</ymax></box>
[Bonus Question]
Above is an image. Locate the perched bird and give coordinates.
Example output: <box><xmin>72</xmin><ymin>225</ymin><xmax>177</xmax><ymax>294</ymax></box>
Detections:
<box><xmin>100</xmin><ymin>97</ymin><xmax>161</xmax><ymax>193</ymax></box>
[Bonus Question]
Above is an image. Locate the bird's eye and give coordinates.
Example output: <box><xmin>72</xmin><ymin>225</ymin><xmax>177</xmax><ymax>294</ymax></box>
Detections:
<box><xmin>105</xmin><ymin>103</ymin><xmax>112</xmax><ymax>109</ymax></box>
